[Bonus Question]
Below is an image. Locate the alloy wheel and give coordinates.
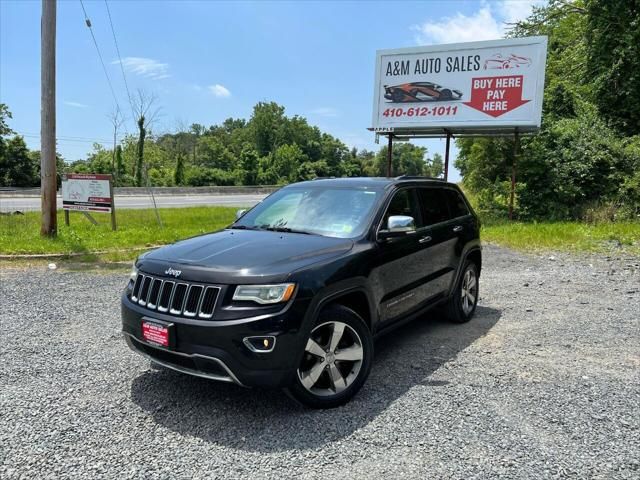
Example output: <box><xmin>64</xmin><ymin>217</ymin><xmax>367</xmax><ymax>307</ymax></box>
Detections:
<box><xmin>461</xmin><ymin>268</ymin><xmax>477</xmax><ymax>315</ymax></box>
<box><xmin>297</xmin><ymin>321</ymin><xmax>364</xmax><ymax>397</ymax></box>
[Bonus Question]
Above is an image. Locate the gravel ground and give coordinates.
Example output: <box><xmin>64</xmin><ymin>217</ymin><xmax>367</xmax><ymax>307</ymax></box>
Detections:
<box><xmin>1</xmin><ymin>245</ymin><xmax>639</xmax><ymax>479</ymax></box>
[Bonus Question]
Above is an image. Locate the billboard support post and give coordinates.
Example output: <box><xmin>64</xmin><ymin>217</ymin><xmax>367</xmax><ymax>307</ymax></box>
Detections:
<box><xmin>387</xmin><ymin>134</ymin><xmax>393</xmax><ymax>177</ymax></box>
<box><xmin>444</xmin><ymin>131</ymin><xmax>452</xmax><ymax>181</ymax></box>
<box><xmin>509</xmin><ymin>128</ymin><xmax>520</xmax><ymax>221</ymax></box>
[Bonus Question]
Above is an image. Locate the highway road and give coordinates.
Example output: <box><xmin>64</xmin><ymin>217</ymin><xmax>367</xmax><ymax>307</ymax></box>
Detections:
<box><xmin>0</xmin><ymin>194</ymin><xmax>267</xmax><ymax>212</ymax></box>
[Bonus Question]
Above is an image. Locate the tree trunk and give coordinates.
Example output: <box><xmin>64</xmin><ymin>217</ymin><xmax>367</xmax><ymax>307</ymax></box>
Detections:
<box><xmin>135</xmin><ymin>115</ymin><xmax>145</xmax><ymax>187</ymax></box>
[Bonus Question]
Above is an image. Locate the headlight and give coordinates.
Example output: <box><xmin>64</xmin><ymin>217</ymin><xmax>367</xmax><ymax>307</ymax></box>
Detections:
<box><xmin>130</xmin><ymin>262</ymin><xmax>138</xmax><ymax>281</ymax></box>
<box><xmin>233</xmin><ymin>283</ymin><xmax>295</xmax><ymax>304</ymax></box>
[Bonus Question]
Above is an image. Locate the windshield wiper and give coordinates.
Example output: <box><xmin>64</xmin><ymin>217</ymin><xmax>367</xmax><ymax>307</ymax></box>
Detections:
<box><xmin>228</xmin><ymin>225</ymin><xmax>259</xmax><ymax>230</ymax></box>
<box><xmin>258</xmin><ymin>225</ymin><xmax>312</xmax><ymax>235</ymax></box>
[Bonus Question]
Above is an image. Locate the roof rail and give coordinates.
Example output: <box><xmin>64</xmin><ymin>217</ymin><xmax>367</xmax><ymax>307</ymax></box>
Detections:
<box><xmin>312</xmin><ymin>176</ymin><xmax>336</xmax><ymax>180</ymax></box>
<box><xmin>394</xmin><ymin>175</ymin><xmax>446</xmax><ymax>181</ymax></box>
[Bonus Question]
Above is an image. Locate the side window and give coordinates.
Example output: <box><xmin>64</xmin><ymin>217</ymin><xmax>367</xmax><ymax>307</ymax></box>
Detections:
<box><xmin>444</xmin><ymin>190</ymin><xmax>470</xmax><ymax>218</ymax></box>
<box><xmin>383</xmin><ymin>188</ymin><xmax>422</xmax><ymax>229</ymax></box>
<box><xmin>418</xmin><ymin>188</ymin><xmax>450</xmax><ymax>226</ymax></box>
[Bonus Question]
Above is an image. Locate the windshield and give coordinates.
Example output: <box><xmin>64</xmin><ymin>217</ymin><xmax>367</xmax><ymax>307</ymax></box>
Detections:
<box><xmin>232</xmin><ymin>186</ymin><xmax>381</xmax><ymax>238</ymax></box>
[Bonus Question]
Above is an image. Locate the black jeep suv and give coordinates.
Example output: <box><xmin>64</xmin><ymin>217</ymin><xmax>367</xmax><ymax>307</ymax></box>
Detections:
<box><xmin>122</xmin><ymin>177</ymin><xmax>481</xmax><ymax>408</ymax></box>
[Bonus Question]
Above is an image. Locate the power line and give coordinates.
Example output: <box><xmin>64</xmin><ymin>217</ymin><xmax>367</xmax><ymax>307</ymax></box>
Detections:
<box><xmin>20</xmin><ymin>133</ymin><xmax>115</xmax><ymax>144</ymax></box>
<box><xmin>78</xmin><ymin>0</ymin><xmax>123</xmax><ymax>120</ymax></box>
<box><xmin>103</xmin><ymin>0</ymin><xmax>136</xmax><ymax>123</ymax></box>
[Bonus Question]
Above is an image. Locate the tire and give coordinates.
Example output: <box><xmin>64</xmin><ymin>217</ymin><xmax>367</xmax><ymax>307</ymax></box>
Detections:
<box><xmin>286</xmin><ymin>305</ymin><xmax>373</xmax><ymax>409</ymax></box>
<box><xmin>391</xmin><ymin>90</ymin><xmax>405</xmax><ymax>102</ymax></box>
<box><xmin>446</xmin><ymin>261</ymin><xmax>479</xmax><ymax>323</ymax></box>
<box><xmin>439</xmin><ymin>88</ymin><xmax>453</xmax><ymax>100</ymax></box>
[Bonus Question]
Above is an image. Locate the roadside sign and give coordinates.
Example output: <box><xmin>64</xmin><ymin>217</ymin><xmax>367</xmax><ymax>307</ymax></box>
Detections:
<box><xmin>371</xmin><ymin>36</ymin><xmax>548</xmax><ymax>135</ymax></box>
<box><xmin>62</xmin><ymin>173</ymin><xmax>117</xmax><ymax>230</ymax></box>
<box><xmin>62</xmin><ymin>173</ymin><xmax>113</xmax><ymax>212</ymax></box>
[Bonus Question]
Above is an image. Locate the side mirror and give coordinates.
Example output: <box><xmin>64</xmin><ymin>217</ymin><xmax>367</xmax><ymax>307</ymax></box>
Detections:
<box><xmin>235</xmin><ymin>209</ymin><xmax>247</xmax><ymax>220</ymax></box>
<box><xmin>378</xmin><ymin>215</ymin><xmax>416</xmax><ymax>241</ymax></box>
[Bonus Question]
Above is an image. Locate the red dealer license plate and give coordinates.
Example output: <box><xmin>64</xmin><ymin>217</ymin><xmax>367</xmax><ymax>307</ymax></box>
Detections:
<box><xmin>142</xmin><ymin>322</ymin><xmax>169</xmax><ymax>347</ymax></box>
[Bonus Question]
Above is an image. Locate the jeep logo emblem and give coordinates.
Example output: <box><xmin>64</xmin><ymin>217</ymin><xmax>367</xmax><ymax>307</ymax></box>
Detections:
<box><xmin>164</xmin><ymin>267</ymin><xmax>182</xmax><ymax>278</ymax></box>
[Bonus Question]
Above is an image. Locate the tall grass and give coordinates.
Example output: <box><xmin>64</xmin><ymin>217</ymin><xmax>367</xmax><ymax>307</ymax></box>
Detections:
<box><xmin>0</xmin><ymin>207</ymin><xmax>237</xmax><ymax>257</ymax></box>
<box><xmin>482</xmin><ymin>221</ymin><xmax>640</xmax><ymax>255</ymax></box>
<box><xmin>1</xmin><ymin>206</ymin><xmax>638</xmax><ymax>260</ymax></box>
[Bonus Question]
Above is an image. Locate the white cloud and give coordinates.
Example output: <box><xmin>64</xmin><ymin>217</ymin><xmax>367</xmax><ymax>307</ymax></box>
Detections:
<box><xmin>309</xmin><ymin>107</ymin><xmax>340</xmax><ymax>118</ymax></box>
<box><xmin>208</xmin><ymin>84</ymin><xmax>231</xmax><ymax>98</ymax></box>
<box><xmin>63</xmin><ymin>101</ymin><xmax>88</xmax><ymax>108</ymax></box>
<box><xmin>113</xmin><ymin>57</ymin><xmax>170</xmax><ymax>80</ymax></box>
<box><xmin>413</xmin><ymin>1</ymin><xmax>546</xmax><ymax>45</ymax></box>
<box><xmin>498</xmin><ymin>0</ymin><xmax>545</xmax><ymax>25</ymax></box>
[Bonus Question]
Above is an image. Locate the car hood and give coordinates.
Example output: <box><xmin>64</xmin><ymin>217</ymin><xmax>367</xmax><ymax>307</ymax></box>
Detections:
<box><xmin>139</xmin><ymin>229</ymin><xmax>354</xmax><ymax>284</ymax></box>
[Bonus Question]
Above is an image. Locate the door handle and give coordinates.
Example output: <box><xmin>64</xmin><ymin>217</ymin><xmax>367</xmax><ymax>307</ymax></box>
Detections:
<box><xmin>453</xmin><ymin>225</ymin><xmax>463</xmax><ymax>233</ymax></box>
<box><xmin>419</xmin><ymin>236</ymin><xmax>432</xmax><ymax>244</ymax></box>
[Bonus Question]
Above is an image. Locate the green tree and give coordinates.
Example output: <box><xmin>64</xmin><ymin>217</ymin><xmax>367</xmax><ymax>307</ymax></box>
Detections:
<box><xmin>373</xmin><ymin>143</ymin><xmax>429</xmax><ymax>177</ymax></box>
<box><xmin>240</xmin><ymin>147</ymin><xmax>259</xmax><ymax>185</ymax></box>
<box><xmin>3</xmin><ymin>136</ymin><xmax>38</xmax><ymax>187</ymax></box>
<box><xmin>249</xmin><ymin>102</ymin><xmax>286</xmax><ymax>156</ymax></box>
<box><xmin>456</xmin><ymin>0</ymin><xmax>640</xmax><ymax>220</ymax></box>
<box><xmin>174</xmin><ymin>153</ymin><xmax>185</xmax><ymax>186</ymax></box>
<box><xmin>115</xmin><ymin>145</ymin><xmax>126</xmax><ymax>186</ymax></box>
<box><xmin>585</xmin><ymin>0</ymin><xmax>640</xmax><ymax>136</ymax></box>
<box><xmin>427</xmin><ymin>153</ymin><xmax>444</xmax><ymax>178</ymax></box>
<box><xmin>272</xmin><ymin>144</ymin><xmax>307</xmax><ymax>183</ymax></box>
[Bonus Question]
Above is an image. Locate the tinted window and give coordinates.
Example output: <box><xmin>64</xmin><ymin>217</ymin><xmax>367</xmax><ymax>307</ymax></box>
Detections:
<box><xmin>444</xmin><ymin>190</ymin><xmax>470</xmax><ymax>218</ymax></box>
<box><xmin>418</xmin><ymin>188</ymin><xmax>450</xmax><ymax>226</ymax></box>
<box><xmin>383</xmin><ymin>188</ymin><xmax>422</xmax><ymax>229</ymax></box>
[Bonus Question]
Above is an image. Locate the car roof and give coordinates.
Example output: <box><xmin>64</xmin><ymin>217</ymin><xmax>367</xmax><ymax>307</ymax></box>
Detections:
<box><xmin>287</xmin><ymin>176</ymin><xmax>458</xmax><ymax>190</ymax></box>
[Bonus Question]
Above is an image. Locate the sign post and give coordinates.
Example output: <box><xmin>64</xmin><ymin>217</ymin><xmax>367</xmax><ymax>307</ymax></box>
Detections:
<box><xmin>62</xmin><ymin>173</ymin><xmax>116</xmax><ymax>230</ymax></box>
<box><xmin>370</xmin><ymin>36</ymin><xmax>547</xmax><ymax>216</ymax></box>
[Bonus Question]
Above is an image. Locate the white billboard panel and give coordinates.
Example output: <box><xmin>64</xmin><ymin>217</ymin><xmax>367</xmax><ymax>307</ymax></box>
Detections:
<box><xmin>372</xmin><ymin>36</ymin><xmax>548</xmax><ymax>135</ymax></box>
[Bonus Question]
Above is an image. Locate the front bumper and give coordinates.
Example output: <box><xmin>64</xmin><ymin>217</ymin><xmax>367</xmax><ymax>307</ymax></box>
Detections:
<box><xmin>121</xmin><ymin>292</ymin><xmax>312</xmax><ymax>388</ymax></box>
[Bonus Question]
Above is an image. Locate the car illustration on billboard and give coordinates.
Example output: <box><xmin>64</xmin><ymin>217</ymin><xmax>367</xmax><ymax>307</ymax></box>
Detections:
<box><xmin>384</xmin><ymin>82</ymin><xmax>463</xmax><ymax>103</ymax></box>
<box><xmin>484</xmin><ymin>53</ymin><xmax>532</xmax><ymax>70</ymax></box>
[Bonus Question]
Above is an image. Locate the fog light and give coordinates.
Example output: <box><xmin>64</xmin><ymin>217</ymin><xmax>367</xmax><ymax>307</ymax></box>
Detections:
<box><xmin>243</xmin><ymin>336</ymin><xmax>276</xmax><ymax>353</ymax></box>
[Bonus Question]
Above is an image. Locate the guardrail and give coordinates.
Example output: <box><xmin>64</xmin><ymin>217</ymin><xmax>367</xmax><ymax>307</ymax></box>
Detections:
<box><xmin>0</xmin><ymin>185</ymin><xmax>281</xmax><ymax>197</ymax></box>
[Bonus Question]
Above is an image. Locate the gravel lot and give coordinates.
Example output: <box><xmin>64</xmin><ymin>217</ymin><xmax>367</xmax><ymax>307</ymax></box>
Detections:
<box><xmin>1</xmin><ymin>245</ymin><xmax>639</xmax><ymax>479</ymax></box>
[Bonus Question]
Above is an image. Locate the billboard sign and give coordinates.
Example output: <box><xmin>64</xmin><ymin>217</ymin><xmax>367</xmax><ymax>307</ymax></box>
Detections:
<box><xmin>371</xmin><ymin>36</ymin><xmax>548</xmax><ymax>135</ymax></box>
<box><xmin>62</xmin><ymin>174</ymin><xmax>113</xmax><ymax>213</ymax></box>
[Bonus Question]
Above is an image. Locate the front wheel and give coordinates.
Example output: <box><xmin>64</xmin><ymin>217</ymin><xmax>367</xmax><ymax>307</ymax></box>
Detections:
<box><xmin>286</xmin><ymin>305</ymin><xmax>373</xmax><ymax>409</ymax></box>
<box><xmin>446</xmin><ymin>261</ymin><xmax>479</xmax><ymax>323</ymax></box>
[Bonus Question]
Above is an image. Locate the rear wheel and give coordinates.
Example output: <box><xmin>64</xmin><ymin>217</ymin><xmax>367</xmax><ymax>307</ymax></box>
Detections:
<box><xmin>286</xmin><ymin>305</ymin><xmax>373</xmax><ymax>408</ymax></box>
<box><xmin>391</xmin><ymin>90</ymin><xmax>405</xmax><ymax>102</ymax></box>
<box><xmin>446</xmin><ymin>261</ymin><xmax>479</xmax><ymax>323</ymax></box>
<box><xmin>439</xmin><ymin>88</ymin><xmax>453</xmax><ymax>100</ymax></box>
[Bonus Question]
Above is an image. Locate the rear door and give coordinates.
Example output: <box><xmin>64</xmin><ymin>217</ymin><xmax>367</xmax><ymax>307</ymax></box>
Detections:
<box><xmin>416</xmin><ymin>187</ymin><xmax>459</xmax><ymax>299</ymax></box>
<box><xmin>441</xmin><ymin>188</ymin><xmax>476</xmax><ymax>274</ymax></box>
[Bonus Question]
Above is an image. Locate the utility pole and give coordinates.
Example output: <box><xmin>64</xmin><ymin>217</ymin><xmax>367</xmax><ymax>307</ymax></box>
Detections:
<box><xmin>41</xmin><ymin>0</ymin><xmax>57</xmax><ymax>237</ymax></box>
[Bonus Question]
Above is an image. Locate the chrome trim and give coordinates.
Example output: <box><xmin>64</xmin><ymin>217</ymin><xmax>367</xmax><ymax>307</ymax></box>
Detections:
<box><xmin>169</xmin><ymin>282</ymin><xmax>189</xmax><ymax>315</ymax></box>
<box><xmin>198</xmin><ymin>286</ymin><xmax>220</xmax><ymax>319</ymax></box>
<box><xmin>138</xmin><ymin>275</ymin><xmax>152</xmax><ymax>306</ymax></box>
<box><xmin>129</xmin><ymin>273</ymin><xmax>225</xmax><ymax>320</ymax></box>
<box><xmin>243</xmin><ymin>336</ymin><xmax>276</xmax><ymax>353</ymax></box>
<box><xmin>157</xmin><ymin>281</ymin><xmax>174</xmax><ymax>313</ymax></box>
<box><xmin>183</xmin><ymin>285</ymin><xmax>202</xmax><ymax>318</ymax></box>
<box><xmin>147</xmin><ymin>278</ymin><xmax>162</xmax><ymax>310</ymax></box>
<box><xmin>124</xmin><ymin>333</ymin><xmax>245</xmax><ymax>387</ymax></box>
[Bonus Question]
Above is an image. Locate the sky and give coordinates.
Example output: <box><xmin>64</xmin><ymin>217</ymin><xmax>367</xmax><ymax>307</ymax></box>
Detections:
<box><xmin>0</xmin><ymin>0</ymin><xmax>544</xmax><ymax>182</ymax></box>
